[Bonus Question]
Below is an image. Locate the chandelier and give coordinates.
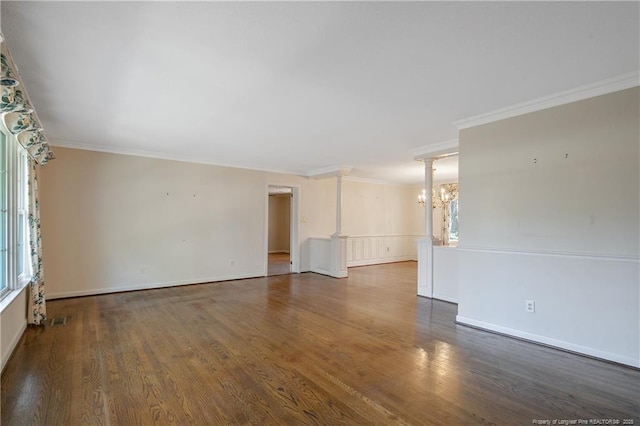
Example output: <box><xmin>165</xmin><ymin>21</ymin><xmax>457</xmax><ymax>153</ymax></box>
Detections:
<box><xmin>417</xmin><ymin>189</ymin><xmax>428</xmax><ymax>206</ymax></box>
<box><xmin>418</xmin><ymin>184</ymin><xmax>458</xmax><ymax>207</ymax></box>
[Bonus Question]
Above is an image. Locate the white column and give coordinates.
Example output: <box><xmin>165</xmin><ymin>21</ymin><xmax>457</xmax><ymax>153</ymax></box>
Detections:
<box><xmin>334</xmin><ymin>174</ymin><xmax>343</xmax><ymax>236</ymax></box>
<box><xmin>417</xmin><ymin>158</ymin><xmax>435</xmax><ymax>297</ymax></box>
<box><xmin>424</xmin><ymin>158</ymin><xmax>434</xmax><ymax>238</ymax></box>
<box><xmin>331</xmin><ymin>173</ymin><xmax>348</xmax><ymax>278</ymax></box>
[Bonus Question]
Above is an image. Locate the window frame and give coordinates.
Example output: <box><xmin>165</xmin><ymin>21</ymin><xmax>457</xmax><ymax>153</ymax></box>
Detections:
<box><xmin>0</xmin><ymin>131</ymin><xmax>8</xmax><ymax>299</ymax></box>
<box><xmin>16</xmin><ymin>146</ymin><xmax>30</xmax><ymax>286</ymax></box>
<box><xmin>0</xmin><ymin>125</ymin><xmax>31</xmax><ymax>303</ymax></box>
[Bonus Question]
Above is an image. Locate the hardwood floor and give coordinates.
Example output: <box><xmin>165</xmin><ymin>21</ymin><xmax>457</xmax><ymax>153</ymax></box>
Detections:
<box><xmin>267</xmin><ymin>252</ymin><xmax>290</xmax><ymax>276</ymax></box>
<box><xmin>2</xmin><ymin>262</ymin><xmax>638</xmax><ymax>425</ymax></box>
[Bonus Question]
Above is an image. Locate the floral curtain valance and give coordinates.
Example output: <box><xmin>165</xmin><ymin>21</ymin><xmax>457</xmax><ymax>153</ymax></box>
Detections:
<box><xmin>1</xmin><ymin>34</ymin><xmax>54</xmax><ymax>165</ymax></box>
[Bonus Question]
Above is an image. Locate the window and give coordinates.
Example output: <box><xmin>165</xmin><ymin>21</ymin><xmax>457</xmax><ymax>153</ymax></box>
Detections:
<box><xmin>16</xmin><ymin>147</ymin><xmax>29</xmax><ymax>282</ymax></box>
<box><xmin>438</xmin><ymin>183</ymin><xmax>459</xmax><ymax>246</ymax></box>
<box><xmin>0</xmin><ymin>128</ymin><xmax>31</xmax><ymax>301</ymax></box>
<box><xmin>448</xmin><ymin>198</ymin><xmax>459</xmax><ymax>242</ymax></box>
<box><xmin>1</xmin><ymin>131</ymin><xmax>7</xmax><ymax>296</ymax></box>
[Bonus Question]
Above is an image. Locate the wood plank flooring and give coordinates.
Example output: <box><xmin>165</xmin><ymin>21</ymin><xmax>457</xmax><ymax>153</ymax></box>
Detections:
<box><xmin>2</xmin><ymin>262</ymin><xmax>639</xmax><ymax>425</ymax></box>
<box><xmin>267</xmin><ymin>253</ymin><xmax>290</xmax><ymax>276</ymax></box>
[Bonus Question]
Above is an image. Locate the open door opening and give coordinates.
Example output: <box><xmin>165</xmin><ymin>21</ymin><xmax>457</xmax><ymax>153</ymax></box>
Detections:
<box><xmin>267</xmin><ymin>186</ymin><xmax>292</xmax><ymax>276</ymax></box>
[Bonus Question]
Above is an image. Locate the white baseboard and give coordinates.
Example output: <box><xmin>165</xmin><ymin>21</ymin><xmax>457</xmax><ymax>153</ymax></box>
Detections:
<box><xmin>433</xmin><ymin>292</ymin><xmax>457</xmax><ymax>304</ymax></box>
<box><xmin>310</xmin><ymin>267</ymin><xmax>332</xmax><ymax>277</ymax></box>
<box><xmin>46</xmin><ymin>272</ymin><xmax>264</xmax><ymax>300</ymax></box>
<box><xmin>348</xmin><ymin>255</ymin><xmax>416</xmax><ymax>268</ymax></box>
<box><xmin>456</xmin><ymin>315</ymin><xmax>640</xmax><ymax>368</ymax></box>
<box><xmin>1</xmin><ymin>321</ymin><xmax>26</xmax><ymax>373</ymax></box>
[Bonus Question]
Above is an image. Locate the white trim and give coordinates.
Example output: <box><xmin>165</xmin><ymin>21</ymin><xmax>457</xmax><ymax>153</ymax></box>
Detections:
<box><xmin>348</xmin><ymin>256</ymin><xmax>416</xmax><ymax>268</ymax></box>
<box><xmin>46</xmin><ymin>272</ymin><xmax>263</xmax><ymax>300</ymax></box>
<box><xmin>454</xmin><ymin>72</ymin><xmax>640</xmax><ymax>130</ymax></box>
<box><xmin>342</xmin><ymin>175</ymin><xmax>416</xmax><ymax>187</ymax></box>
<box><xmin>53</xmin><ymin>140</ymin><xmax>361</xmax><ymax>185</ymax></box>
<box><xmin>0</xmin><ymin>285</ymin><xmax>28</xmax><ymax>373</ymax></box>
<box><xmin>268</xmin><ymin>187</ymin><xmax>292</xmax><ymax>195</ymax></box>
<box><xmin>310</xmin><ymin>268</ymin><xmax>332</xmax><ymax>277</ymax></box>
<box><xmin>456</xmin><ymin>245</ymin><xmax>639</xmax><ymax>263</ymax></box>
<box><xmin>0</xmin><ymin>127</ymin><xmax>31</xmax><ymax>303</ymax></box>
<box><xmin>1</xmin><ymin>320</ymin><xmax>26</xmax><ymax>373</ymax></box>
<box><xmin>456</xmin><ymin>315</ymin><xmax>639</xmax><ymax>368</ymax></box>
<box><xmin>410</xmin><ymin>139</ymin><xmax>459</xmax><ymax>160</ymax></box>
<box><xmin>0</xmin><ymin>281</ymin><xmax>27</xmax><ymax>313</ymax></box>
<box><xmin>432</xmin><ymin>293</ymin><xmax>456</xmax><ymax>304</ymax></box>
<box><xmin>290</xmin><ymin>187</ymin><xmax>301</xmax><ymax>273</ymax></box>
<box><xmin>265</xmin><ymin>183</ymin><xmax>301</xmax><ymax>275</ymax></box>
<box><xmin>347</xmin><ymin>234</ymin><xmax>423</xmax><ymax>238</ymax></box>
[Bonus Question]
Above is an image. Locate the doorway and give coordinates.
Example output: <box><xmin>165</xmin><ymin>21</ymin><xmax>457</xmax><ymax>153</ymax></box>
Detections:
<box><xmin>267</xmin><ymin>186</ymin><xmax>292</xmax><ymax>276</ymax></box>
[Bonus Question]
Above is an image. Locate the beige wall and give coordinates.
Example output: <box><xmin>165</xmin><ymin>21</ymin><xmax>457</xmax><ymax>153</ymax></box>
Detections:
<box><xmin>268</xmin><ymin>194</ymin><xmax>290</xmax><ymax>253</ymax></box>
<box><xmin>265</xmin><ymin>172</ymin><xmax>336</xmax><ymax>270</ymax></box>
<box><xmin>38</xmin><ymin>150</ymin><xmax>353</xmax><ymax>297</ymax></box>
<box><xmin>460</xmin><ymin>88</ymin><xmax>639</xmax><ymax>256</ymax></box>
<box><xmin>41</xmin><ymin>148</ymin><xmax>270</xmax><ymax>298</ymax></box>
<box><xmin>38</xmin><ymin>148</ymin><xmax>423</xmax><ymax>299</ymax></box>
<box><xmin>342</xmin><ymin>180</ymin><xmax>423</xmax><ymax>237</ymax></box>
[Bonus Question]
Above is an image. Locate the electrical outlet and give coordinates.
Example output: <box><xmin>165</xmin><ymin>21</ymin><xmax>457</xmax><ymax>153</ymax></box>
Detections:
<box><xmin>525</xmin><ymin>300</ymin><xmax>535</xmax><ymax>313</ymax></box>
<box><xmin>387</xmin><ymin>247</ymin><xmax>390</xmax><ymax>252</ymax></box>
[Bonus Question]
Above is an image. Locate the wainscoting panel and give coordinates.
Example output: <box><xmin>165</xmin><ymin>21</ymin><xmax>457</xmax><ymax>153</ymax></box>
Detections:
<box><xmin>347</xmin><ymin>235</ymin><xmax>420</xmax><ymax>267</ymax></box>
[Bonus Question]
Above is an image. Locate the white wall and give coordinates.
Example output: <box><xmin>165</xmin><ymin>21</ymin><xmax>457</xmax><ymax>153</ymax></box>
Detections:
<box><xmin>309</xmin><ymin>237</ymin><xmax>332</xmax><ymax>276</ymax></box>
<box><xmin>457</xmin><ymin>87</ymin><xmax>640</xmax><ymax>367</ymax></box>
<box><xmin>433</xmin><ymin>246</ymin><xmax>457</xmax><ymax>303</ymax></box>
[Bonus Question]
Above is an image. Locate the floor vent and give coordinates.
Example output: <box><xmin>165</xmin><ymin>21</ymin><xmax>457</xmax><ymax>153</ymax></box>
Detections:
<box><xmin>50</xmin><ymin>317</ymin><xmax>68</xmax><ymax>326</ymax></box>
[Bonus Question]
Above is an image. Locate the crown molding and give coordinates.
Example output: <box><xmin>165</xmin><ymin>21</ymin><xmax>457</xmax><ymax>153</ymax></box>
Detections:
<box><xmin>343</xmin><ymin>175</ymin><xmax>415</xmax><ymax>187</ymax></box>
<box><xmin>306</xmin><ymin>165</ymin><xmax>353</xmax><ymax>179</ymax></box>
<box><xmin>454</xmin><ymin>71</ymin><xmax>640</xmax><ymax>130</ymax></box>
<box><xmin>52</xmin><ymin>138</ymin><xmax>357</xmax><ymax>180</ymax></box>
<box><xmin>48</xmin><ymin>138</ymin><xmax>303</xmax><ymax>176</ymax></box>
<box><xmin>410</xmin><ymin>139</ymin><xmax>459</xmax><ymax>161</ymax></box>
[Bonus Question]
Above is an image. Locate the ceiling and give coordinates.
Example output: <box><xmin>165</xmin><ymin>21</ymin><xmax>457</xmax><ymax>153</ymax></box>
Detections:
<box><xmin>1</xmin><ymin>2</ymin><xmax>638</xmax><ymax>184</ymax></box>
